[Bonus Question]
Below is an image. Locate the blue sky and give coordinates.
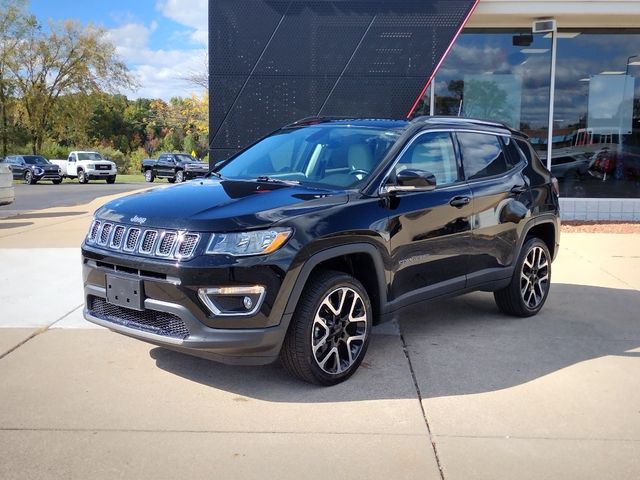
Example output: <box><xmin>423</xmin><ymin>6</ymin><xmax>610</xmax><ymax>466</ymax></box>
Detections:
<box><xmin>29</xmin><ymin>0</ymin><xmax>208</xmax><ymax>99</ymax></box>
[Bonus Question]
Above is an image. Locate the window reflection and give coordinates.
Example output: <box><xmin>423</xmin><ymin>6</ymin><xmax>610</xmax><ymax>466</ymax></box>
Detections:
<box><xmin>415</xmin><ymin>29</ymin><xmax>640</xmax><ymax>199</ymax></box>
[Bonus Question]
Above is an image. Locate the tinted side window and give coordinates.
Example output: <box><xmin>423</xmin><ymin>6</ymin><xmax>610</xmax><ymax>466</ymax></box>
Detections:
<box><xmin>503</xmin><ymin>136</ymin><xmax>525</xmax><ymax>167</ymax></box>
<box><xmin>395</xmin><ymin>132</ymin><xmax>459</xmax><ymax>186</ymax></box>
<box><xmin>458</xmin><ymin>133</ymin><xmax>509</xmax><ymax>180</ymax></box>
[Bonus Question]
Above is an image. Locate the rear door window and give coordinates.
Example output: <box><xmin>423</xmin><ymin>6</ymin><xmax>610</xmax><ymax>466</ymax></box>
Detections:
<box><xmin>457</xmin><ymin>132</ymin><xmax>510</xmax><ymax>180</ymax></box>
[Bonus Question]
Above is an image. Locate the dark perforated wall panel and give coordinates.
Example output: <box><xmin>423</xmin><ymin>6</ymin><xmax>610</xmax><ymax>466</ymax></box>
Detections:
<box><xmin>209</xmin><ymin>0</ymin><xmax>477</xmax><ymax>162</ymax></box>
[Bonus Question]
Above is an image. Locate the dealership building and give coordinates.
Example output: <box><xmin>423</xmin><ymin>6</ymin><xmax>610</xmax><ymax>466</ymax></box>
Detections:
<box><xmin>210</xmin><ymin>0</ymin><xmax>640</xmax><ymax>220</ymax></box>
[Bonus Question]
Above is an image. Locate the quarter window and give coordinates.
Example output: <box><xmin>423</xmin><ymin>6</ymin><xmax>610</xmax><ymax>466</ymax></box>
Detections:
<box><xmin>394</xmin><ymin>132</ymin><xmax>459</xmax><ymax>186</ymax></box>
<box><xmin>458</xmin><ymin>132</ymin><xmax>510</xmax><ymax>180</ymax></box>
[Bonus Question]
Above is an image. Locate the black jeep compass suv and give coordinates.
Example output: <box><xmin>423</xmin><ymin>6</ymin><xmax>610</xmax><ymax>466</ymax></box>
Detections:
<box><xmin>82</xmin><ymin>117</ymin><xmax>560</xmax><ymax>385</ymax></box>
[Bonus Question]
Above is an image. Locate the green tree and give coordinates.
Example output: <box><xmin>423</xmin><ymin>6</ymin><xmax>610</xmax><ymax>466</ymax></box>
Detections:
<box><xmin>0</xmin><ymin>0</ymin><xmax>35</xmax><ymax>157</ymax></box>
<box><xmin>10</xmin><ymin>19</ymin><xmax>135</xmax><ymax>153</ymax></box>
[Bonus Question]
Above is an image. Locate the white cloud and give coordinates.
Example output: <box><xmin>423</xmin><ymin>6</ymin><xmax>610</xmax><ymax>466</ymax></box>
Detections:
<box><xmin>107</xmin><ymin>21</ymin><xmax>207</xmax><ymax>100</ymax></box>
<box><xmin>156</xmin><ymin>0</ymin><xmax>208</xmax><ymax>46</ymax></box>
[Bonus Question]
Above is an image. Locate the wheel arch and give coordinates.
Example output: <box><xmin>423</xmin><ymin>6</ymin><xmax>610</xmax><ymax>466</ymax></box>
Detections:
<box><xmin>521</xmin><ymin>216</ymin><xmax>558</xmax><ymax>261</ymax></box>
<box><xmin>283</xmin><ymin>243</ymin><xmax>388</xmax><ymax>324</ymax></box>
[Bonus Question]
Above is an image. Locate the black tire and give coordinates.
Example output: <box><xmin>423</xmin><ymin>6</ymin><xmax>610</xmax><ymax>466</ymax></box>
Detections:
<box><xmin>106</xmin><ymin>175</ymin><xmax>116</xmax><ymax>184</ymax></box>
<box><xmin>494</xmin><ymin>237</ymin><xmax>551</xmax><ymax>317</ymax></box>
<box><xmin>280</xmin><ymin>270</ymin><xmax>372</xmax><ymax>386</ymax></box>
<box><xmin>167</xmin><ymin>178</ymin><xmax>176</xmax><ymax>183</ymax></box>
<box><xmin>52</xmin><ymin>179</ymin><xmax>62</xmax><ymax>185</ymax></box>
<box><xmin>144</xmin><ymin>169</ymin><xmax>155</xmax><ymax>183</ymax></box>
<box><xmin>78</xmin><ymin>169</ymin><xmax>88</xmax><ymax>184</ymax></box>
<box><xmin>175</xmin><ymin>170</ymin><xmax>185</xmax><ymax>183</ymax></box>
<box><xmin>25</xmin><ymin>171</ymin><xmax>36</xmax><ymax>185</ymax></box>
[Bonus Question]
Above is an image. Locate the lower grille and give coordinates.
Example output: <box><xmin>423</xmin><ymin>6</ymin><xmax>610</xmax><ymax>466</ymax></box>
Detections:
<box><xmin>88</xmin><ymin>296</ymin><xmax>189</xmax><ymax>339</ymax></box>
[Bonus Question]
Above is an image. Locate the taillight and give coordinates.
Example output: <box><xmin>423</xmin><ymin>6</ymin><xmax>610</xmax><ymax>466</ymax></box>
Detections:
<box><xmin>551</xmin><ymin>177</ymin><xmax>560</xmax><ymax>197</ymax></box>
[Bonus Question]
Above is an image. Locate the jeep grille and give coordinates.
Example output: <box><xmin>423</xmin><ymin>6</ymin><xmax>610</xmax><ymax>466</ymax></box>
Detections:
<box><xmin>85</xmin><ymin>221</ymin><xmax>200</xmax><ymax>260</ymax></box>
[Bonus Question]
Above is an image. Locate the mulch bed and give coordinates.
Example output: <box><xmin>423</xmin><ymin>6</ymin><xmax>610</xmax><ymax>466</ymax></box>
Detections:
<box><xmin>561</xmin><ymin>221</ymin><xmax>640</xmax><ymax>234</ymax></box>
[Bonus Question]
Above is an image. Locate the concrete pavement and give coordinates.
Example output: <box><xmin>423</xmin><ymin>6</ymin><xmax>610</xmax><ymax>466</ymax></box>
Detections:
<box><xmin>0</xmin><ymin>195</ymin><xmax>639</xmax><ymax>479</ymax></box>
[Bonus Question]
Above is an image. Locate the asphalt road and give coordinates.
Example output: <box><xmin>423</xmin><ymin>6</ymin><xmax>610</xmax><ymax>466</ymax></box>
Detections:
<box><xmin>0</xmin><ymin>182</ymin><xmax>151</xmax><ymax>219</ymax></box>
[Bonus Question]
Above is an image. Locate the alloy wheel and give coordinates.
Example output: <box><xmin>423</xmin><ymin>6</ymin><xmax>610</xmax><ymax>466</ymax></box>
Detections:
<box><xmin>311</xmin><ymin>287</ymin><xmax>368</xmax><ymax>375</ymax></box>
<box><xmin>520</xmin><ymin>246</ymin><xmax>549</xmax><ymax>309</ymax></box>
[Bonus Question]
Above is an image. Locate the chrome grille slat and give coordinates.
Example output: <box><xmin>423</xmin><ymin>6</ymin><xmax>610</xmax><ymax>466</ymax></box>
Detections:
<box><xmin>98</xmin><ymin>223</ymin><xmax>113</xmax><ymax>246</ymax></box>
<box><xmin>124</xmin><ymin>228</ymin><xmax>141</xmax><ymax>252</ymax></box>
<box><xmin>177</xmin><ymin>234</ymin><xmax>199</xmax><ymax>258</ymax></box>
<box><xmin>110</xmin><ymin>226</ymin><xmax>126</xmax><ymax>249</ymax></box>
<box><xmin>156</xmin><ymin>232</ymin><xmax>177</xmax><ymax>257</ymax></box>
<box><xmin>139</xmin><ymin>230</ymin><xmax>158</xmax><ymax>254</ymax></box>
<box><xmin>86</xmin><ymin>222</ymin><xmax>200</xmax><ymax>260</ymax></box>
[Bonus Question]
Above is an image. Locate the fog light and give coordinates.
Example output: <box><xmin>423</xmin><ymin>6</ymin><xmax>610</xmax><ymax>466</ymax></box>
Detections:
<box><xmin>198</xmin><ymin>285</ymin><xmax>266</xmax><ymax>317</ymax></box>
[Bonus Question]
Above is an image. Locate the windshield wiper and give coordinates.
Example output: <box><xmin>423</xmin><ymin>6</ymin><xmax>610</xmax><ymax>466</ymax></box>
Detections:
<box><xmin>255</xmin><ymin>176</ymin><xmax>300</xmax><ymax>185</ymax></box>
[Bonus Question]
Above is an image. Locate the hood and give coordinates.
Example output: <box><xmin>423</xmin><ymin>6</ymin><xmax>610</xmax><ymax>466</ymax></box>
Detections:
<box><xmin>96</xmin><ymin>178</ymin><xmax>348</xmax><ymax>231</ymax></box>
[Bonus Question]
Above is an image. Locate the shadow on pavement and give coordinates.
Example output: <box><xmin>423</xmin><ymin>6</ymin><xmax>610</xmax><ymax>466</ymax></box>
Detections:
<box><xmin>150</xmin><ymin>283</ymin><xmax>640</xmax><ymax>401</ymax></box>
<box><xmin>0</xmin><ymin>221</ymin><xmax>34</xmax><ymax>229</ymax></box>
<box><xmin>4</xmin><ymin>211</ymin><xmax>86</xmax><ymax>220</ymax></box>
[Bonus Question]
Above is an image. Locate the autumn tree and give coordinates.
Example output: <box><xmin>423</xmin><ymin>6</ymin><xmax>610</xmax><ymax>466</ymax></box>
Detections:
<box><xmin>10</xmin><ymin>19</ymin><xmax>135</xmax><ymax>153</ymax></box>
<box><xmin>0</xmin><ymin>0</ymin><xmax>34</xmax><ymax>157</ymax></box>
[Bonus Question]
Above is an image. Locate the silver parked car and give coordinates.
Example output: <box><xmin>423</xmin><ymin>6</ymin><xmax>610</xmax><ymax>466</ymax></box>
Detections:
<box><xmin>0</xmin><ymin>160</ymin><xmax>15</xmax><ymax>206</ymax></box>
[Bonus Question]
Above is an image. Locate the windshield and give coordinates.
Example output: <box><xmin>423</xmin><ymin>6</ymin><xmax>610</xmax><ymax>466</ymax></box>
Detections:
<box><xmin>175</xmin><ymin>154</ymin><xmax>199</xmax><ymax>163</ymax></box>
<box><xmin>23</xmin><ymin>156</ymin><xmax>49</xmax><ymax>165</ymax></box>
<box><xmin>216</xmin><ymin>125</ymin><xmax>403</xmax><ymax>189</ymax></box>
<box><xmin>77</xmin><ymin>152</ymin><xmax>104</xmax><ymax>161</ymax></box>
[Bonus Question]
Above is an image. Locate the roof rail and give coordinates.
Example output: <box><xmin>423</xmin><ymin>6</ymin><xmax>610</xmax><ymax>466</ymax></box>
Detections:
<box><xmin>285</xmin><ymin>116</ymin><xmax>353</xmax><ymax>128</ymax></box>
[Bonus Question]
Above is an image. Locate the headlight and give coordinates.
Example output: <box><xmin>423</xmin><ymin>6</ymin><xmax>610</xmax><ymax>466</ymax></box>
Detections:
<box><xmin>88</xmin><ymin>163</ymin><xmax>95</xmax><ymax>169</ymax></box>
<box><xmin>34</xmin><ymin>167</ymin><xmax>43</xmax><ymax>175</ymax></box>
<box><xmin>206</xmin><ymin>228</ymin><xmax>292</xmax><ymax>256</ymax></box>
<box><xmin>57</xmin><ymin>168</ymin><xmax>62</xmax><ymax>174</ymax></box>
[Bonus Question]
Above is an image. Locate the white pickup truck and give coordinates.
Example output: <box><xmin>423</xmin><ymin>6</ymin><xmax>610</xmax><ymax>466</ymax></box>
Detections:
<box><xmin>51</xmin><ymin>151</ymin><xmax>117</xmax><ymax>184</ymax></box>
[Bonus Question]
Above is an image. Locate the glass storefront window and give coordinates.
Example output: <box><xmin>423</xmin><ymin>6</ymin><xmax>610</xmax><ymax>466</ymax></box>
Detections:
<box><xmin>415</xmin><ymin>29</ymin><xmax>640</xmax><ymax>199</ymax></box>
<box><xmin>550</xmin><ymin>31</ymin><xmax>640</xmax><ymax>198</ymax></box>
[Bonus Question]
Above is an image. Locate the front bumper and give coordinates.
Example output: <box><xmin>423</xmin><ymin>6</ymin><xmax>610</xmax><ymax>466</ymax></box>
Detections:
<box><xmin>81</xmin><ymin>245</ymin><xmax>295</xmax><ymax>365</ymax></box>
<box><xmin>86</xmin><ymin>168</ymin><xmax>116</xmax><ymax>179</ymax></box>
<box><xmin>184</xmin><ymin>169</ymin><xmax>208</xmax><ymax>179</ymax></box>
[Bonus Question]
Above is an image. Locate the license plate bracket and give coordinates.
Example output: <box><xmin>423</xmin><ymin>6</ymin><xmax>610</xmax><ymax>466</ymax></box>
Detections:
<box><xmin>106</xmin><ymin>274</ymin><xmax>144</xmax><ymax>311</ymax></box>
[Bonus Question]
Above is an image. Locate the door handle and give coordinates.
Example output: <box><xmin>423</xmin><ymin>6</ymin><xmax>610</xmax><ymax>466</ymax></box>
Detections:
<box><xmin>449</xmin><ymin>196</ymin><xmax>471</xmax><ymax>208</ymax></box>
<box><xmin>510</xmin><ymin>184</ymin><xmax>528</xmax><ymax>194</ymax></box>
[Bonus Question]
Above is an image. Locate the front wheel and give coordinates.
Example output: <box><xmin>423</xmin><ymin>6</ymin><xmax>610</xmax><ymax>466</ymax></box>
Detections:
<box><xmin>175</xmin><ymin>170</ymin><xmax>185</xmax><ymax>183</ymax></box>
<box><xmin>106</xmin><ymin>175</ymin><xmax>116</xmax><ymax>184</ymax></box>
<box><xmin>280</xmin><ymin>270</ymin><xmax>372</xmax><ymax>385</ymax></box>
<box><xmin>25</xmin><ymin>171</ymin><xmax>36</xmax><ymax>185</ymax></box>
<box><xmin>78</xmin><ymin>170</ymin><xmax>88</xmax><ymax>184</ymax></box>
<box><xmin>494</xmin><ymin>237</ymin><xmax>551</xmax><ymax>317</ymax></box>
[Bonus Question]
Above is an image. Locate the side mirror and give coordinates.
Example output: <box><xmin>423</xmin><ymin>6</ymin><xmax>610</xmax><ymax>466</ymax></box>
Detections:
<box><xmin>383</xmin><ymin>169</ymin><xmax>437</xmax><ymax>194</ymax></box>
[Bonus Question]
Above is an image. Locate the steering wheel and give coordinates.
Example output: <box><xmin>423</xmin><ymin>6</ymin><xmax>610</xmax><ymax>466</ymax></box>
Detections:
<box><xmin>348</xmin><ymin>169</ymin><xmax>369</xmax><ymax>178</ymax></box>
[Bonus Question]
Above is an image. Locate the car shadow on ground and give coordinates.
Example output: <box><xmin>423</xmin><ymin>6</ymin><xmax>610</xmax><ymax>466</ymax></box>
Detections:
<box><xmin>0</xmin><ymin>221</ymin><xmax>34</xmax><ymax>229</ymax></box>
<box><xmin>150</xmin><ymin>283</ymin><xmax>640</xmax><ymax>401</ymax></box>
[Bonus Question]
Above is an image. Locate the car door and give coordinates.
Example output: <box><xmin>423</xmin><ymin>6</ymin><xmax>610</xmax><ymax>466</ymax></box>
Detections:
<box><xmin>456</xmin><ymin>131</ymin><xmax>532</xmax><ymax>287</ymax></box>
<box><xmin>158</xmin><ymin>154</ymin><xmax>173</xmax><ymax>177</ymax></box>
<box><xmin>7</xmin><ymin>157</ymin><xmax>22</xmax><ymax>179</ymax></box>
<box><xmin>386</xmin><ymin>130</ymin><xmax>473</xmax><ymax>306</ymax></box>
<box><xmin>67</xmin><ymin>153</ymin><xmax>78</xmax><ymax>176</ymax></box>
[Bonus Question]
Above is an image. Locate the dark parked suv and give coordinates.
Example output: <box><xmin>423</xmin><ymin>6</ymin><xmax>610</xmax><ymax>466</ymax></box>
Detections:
<box><xmin>4</xmin><ymin>155</ymin><xmax>63</xmax><ymax>184</ymax></box>
<box><xmin>82</xmin><ymin>117</ymin><xmax>560</xmax><ymax>385</ymax></box>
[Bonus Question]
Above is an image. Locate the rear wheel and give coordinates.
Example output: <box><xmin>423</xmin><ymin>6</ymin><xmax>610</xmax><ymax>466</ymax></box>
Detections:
<box><xmin>144</xmin><ymin>169</ymin><xmax>155</xmax><ymax>182</ymax></box>
<box><xmin>494</xmin><ymin>237</ymin><xmax>551</xmax><ymax>317</ymax></box>
<box><xmin>175</xmin><ymin>170</ymin><xmax>185</xmax><ymax>183</ymax></box>
<box><xmin>280</xmin><ymin>270</ymin><xmax>372</xmax><ymax>385</ymax></box>
<box><xmin>106</xmin><ymin>175</ymin><xmax>116</xmax><ymax>184</ymax></box>
<box><xmin>78</xmin><ymin>169</ymin><xmax>88</xmax><ymax>184</ymax></box>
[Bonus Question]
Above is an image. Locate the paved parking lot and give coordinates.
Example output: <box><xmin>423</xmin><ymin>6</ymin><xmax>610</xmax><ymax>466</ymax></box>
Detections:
<box><xmin>0</xmin><ymin>182</ymin><xmax>151</xmax><ymax>219</ymax></box>
<box><xmin>0</xmin><ymin>195</ymin><xmax>639</xmax><ymax>479</ymax></box>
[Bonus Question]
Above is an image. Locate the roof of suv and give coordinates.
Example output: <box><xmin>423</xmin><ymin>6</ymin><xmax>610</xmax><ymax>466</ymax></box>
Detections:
<box><xmin>286</xmin><ymin>116</ymin><xmax>523</xmax><ymax>137</ymax></box>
